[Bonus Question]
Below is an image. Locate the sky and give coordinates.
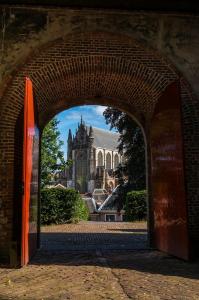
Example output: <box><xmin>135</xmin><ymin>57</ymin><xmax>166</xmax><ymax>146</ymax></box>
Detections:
<box><xmin>56</xmin><ymin>105</ymin><xmax>117</xmax><ymax>159</ymax></box>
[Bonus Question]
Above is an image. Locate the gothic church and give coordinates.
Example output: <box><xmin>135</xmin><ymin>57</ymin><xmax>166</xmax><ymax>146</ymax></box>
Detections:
<box><xmin>67</xmin><ymin>118</ymin><xmax>122</xmax><ymax>193</ymax></box>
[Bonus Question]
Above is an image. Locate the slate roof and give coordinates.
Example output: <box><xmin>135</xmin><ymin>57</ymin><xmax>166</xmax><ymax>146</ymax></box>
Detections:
<box><xmin>98</xmin><ymin>195</ymin><xmax>117</xmax><ymax>211</ymax></box>
<box><xmin>91</xmin><ymin>127</ymin><xmax>120</xmax><ymax>151</ymax></box>
<box><xmin>98</xmin><ymin>186</ymin><xmax>119</xmax><ymax>211</ymax></box>
<box><xmin>83</xmin><ymin>197</ymin><xmax>97</xmax><ymax>213</ymax></box>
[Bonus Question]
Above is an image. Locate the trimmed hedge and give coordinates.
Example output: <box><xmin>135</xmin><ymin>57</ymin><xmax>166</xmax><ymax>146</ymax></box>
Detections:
<box><xmin>124</xmin><ymin>190</ymin><xmax>147</xmax><ymax>221</ymax></box>
<box><xmin>41</xmin><ymin>188</ymin><xmax>89</xmax><ymax>225</ymax></box>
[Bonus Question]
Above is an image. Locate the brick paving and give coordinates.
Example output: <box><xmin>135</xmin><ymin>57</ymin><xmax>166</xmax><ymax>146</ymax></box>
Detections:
<box><xmin>40</xmin><ymin>221</ymin><xmax>148</xmax><ymax>251</ymax></box>
<box><xmin>0</xmin><ymin>221</ymin><xmax>199</xmax><ymax>300</ymax></box>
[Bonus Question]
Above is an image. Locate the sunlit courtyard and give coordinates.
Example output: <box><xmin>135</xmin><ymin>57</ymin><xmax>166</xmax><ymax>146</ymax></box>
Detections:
<box><xmin>1</xmin><ymin>221</ymin><xmax>199</xmax><ymax>300</ymax></box>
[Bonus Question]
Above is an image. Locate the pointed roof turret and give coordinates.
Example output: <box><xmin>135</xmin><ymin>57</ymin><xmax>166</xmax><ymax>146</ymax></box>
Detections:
<box><xmin>89</xmin><ymin>125</ymin><xmax>94</xmax><ymax>138</ymax></box>
<box><xmin>67</xmin><ymin>129</ymin><xmax>72</xmax><ymax>141</ymax></box>
<box><xmin>89</xmin><ymin>126</ymin><xmax>94</xmax><ymax>145</ymax></box>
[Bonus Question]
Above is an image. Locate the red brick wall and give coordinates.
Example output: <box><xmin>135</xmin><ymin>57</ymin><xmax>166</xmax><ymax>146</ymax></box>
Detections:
<box><xmin>0</xmin><ymin>31</ymin><xmax>198</xmax><ymax>263</ymax></box>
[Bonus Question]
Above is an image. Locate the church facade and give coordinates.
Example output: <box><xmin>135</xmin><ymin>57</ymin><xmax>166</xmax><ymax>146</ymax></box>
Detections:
<box><xmin>66</xmin><ymin>118</ymin><xmax>122</xmax><ymax>193</ymax></box>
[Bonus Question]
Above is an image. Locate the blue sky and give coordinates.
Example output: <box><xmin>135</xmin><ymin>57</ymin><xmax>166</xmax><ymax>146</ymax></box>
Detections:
<box><xmin>56</xmin><ymin>105</ymin><xmax>116</xmax><ymax>159</ymax></box>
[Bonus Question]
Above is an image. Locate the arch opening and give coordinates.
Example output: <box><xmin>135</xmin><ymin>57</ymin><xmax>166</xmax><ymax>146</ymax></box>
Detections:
<box><xmin>0</xmin><ymin>31</ymin><xmax>196</xmax><ymax>266</ymax></box>
<box><xmin>39</xmin><ymin>104</ymin><xmax>148</xmax><ymax>258</ymax></box>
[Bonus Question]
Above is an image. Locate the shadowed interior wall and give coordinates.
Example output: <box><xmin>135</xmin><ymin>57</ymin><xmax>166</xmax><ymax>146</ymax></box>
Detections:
<box><xmin>0</xmin><ymin>7</ymin><xmax>199</xmax><ymax>263</ymax></box>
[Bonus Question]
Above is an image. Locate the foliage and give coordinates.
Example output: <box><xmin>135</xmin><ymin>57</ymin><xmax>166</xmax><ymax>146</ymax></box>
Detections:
<box><xmin>103</xmin><ymin>107</ymin><xmax>146</xmax><ymax>190</ymax></box>
<box><xmin>114</xmin><ymin>182</ymin><xmax>136</xmax><ymax>212</ymax></box>
<box><xmin>65</xmin><ymin>159</ymin><xmax>73</xmax><ymax>168</ymax></box>
<box><xmin>41</xmin><ymin>118</ymin><xmax>65</xmax><ymax>188</ymax></box>
<box><xmin>124</xmin><ymin>190</ymin><xmax>147</xmax><ymax>221</ymax></box>
<box><xmin>40</xmin><ymin>188</ymin><xmax>89</xmax><ymax>225</ymax></box>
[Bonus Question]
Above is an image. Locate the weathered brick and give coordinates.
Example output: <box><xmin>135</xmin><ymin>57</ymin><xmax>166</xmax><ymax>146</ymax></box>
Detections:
<box><xmin>0</xmin><ymin>8</ymin><xmax>199</xmax><ymax>265</ymax></box>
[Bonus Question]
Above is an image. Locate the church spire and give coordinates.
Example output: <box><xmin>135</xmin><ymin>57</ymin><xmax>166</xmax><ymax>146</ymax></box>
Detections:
<box><xmin>67</xmin><ymin>129</ymin><xmax>73</xmax><ymax>160</ymax></box>
<box><xmin>89</xmin><ymin>125</ymin><xmax>93</xmax><ymax>138</ymax></box>
<box><xmin>89</xmin><ymin>125</ymin><xmax>94</xmax><ymax>145</ymax></box>
<box><xmin>67</xmin><ymin>129</ymin><xmax>72</xmax><ymax>141</ymax></box>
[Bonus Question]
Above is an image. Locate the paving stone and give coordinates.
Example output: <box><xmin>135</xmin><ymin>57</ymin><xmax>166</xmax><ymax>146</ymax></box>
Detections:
<box><xmin>0</xmin><ymin>221</ymin><xmax>198</xmax><ymax>300</ymax></box>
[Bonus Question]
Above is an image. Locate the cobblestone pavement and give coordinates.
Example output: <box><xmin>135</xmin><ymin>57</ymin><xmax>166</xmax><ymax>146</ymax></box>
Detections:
<box><xmin>0</xmin><ymin>221</ymin><xmax>199</xmax><ymax>300</ymax></box>
<box><xmin>40</xmin><ymin>221</ymin><xmax>148</xmax><ymax>251</ymax></box>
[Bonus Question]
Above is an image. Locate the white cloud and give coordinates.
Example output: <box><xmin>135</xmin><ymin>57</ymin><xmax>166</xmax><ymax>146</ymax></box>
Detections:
<box><xmin>63</xmin><ymin>107</ymin><xmax>107</xmax><ymax>126</ymax></box>
<box><xmin>57</xmin><ymin>105</ymin><xmax>111</xmax><ymax>133</ymax></box>
<box><xmin>94</xmin><ymin>106</ymin><xmax>107</xmax><ymax>116</ymax></box>
<box><xmin>64</xmin><ymin>111</ymin><xmax>82</xmax><ymax>121</ymax></box>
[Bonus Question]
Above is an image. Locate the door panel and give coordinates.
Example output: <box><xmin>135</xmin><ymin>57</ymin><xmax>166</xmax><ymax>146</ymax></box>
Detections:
<box><xmin>151</xmin><ymin>81</ymin><xmax>189</xmax><ymax>260</ymax></box>
<box><xmin>21</xmin><ymin>78</ymin><xmax>39</xmax><ymax>266</ymax></box>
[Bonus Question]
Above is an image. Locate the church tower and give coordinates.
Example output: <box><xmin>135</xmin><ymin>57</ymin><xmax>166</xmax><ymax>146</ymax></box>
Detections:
<box><xmin>66</xmin><ymin>118</ymin><xmax>120</xmax><ymax>193</ymax></box>
<box><xmin>88</xmin><ymin>126</ymin><xmax>95</xmax><ymax>192</ymax></box>
<box><xmin>66</xmin><ymin>129</ymin><xmax>74</xmax><ymax>188</ymax></box>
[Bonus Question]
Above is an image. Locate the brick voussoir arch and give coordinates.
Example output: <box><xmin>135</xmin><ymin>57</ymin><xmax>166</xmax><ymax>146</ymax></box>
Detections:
<box><xmin>0</xmin><ymin>56</ymin><xmax>178</xmax><ymax>128</ymax></box>
<box><xmin>0</xmin><ymin>31</ymin><xmax>180</xmax><ymax>123</ymax></box>
<box><xmin>31</xmin><ymin>60</ymin><xmax>173</xmax><ymax>118</ymax></box>
<box><xmin>1</xmin><ymin>31</ymin><xmax>199</xmax><ymax>263</ymax></box>
<box><xmin>39</xmin><ymin>96</ymin><xmax>144</xmax><ymax>131</ymax></box>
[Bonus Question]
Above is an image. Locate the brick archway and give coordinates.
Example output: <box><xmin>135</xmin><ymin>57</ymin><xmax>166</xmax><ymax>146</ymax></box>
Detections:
<box><xmin>0</xmin><ymin>32</ymin><xmax>179</xmax><ymax>125</ymax></box>
<box><xmin>0</xmin><ymin>31</ymin><xmax>198</xmax><ymax>264</ymax></box>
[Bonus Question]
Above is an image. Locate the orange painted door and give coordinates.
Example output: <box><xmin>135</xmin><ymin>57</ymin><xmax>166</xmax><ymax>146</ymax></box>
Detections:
<box><xmin>151</xmin><ymin>81</ymin><xmax>190</xmax><ymax>260</ymax></box>
<box><xmin>21</xmin><ymin>78</ymin><xmax>39</xmax><ymax>266</ymax></box>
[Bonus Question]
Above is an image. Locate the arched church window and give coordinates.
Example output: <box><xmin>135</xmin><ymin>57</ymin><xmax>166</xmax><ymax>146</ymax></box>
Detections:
<box><xmin>106</xmin><ymin>153</ymin><xmax>111</xmax><ymax>170</ymax></box>
<box><xmin>98</xmin><ymin>151</ymin><xmax>103</xmax><ymax>166</ymax></box>
<box><xmin>114</xmin><ymin>154</ymin><xmax>119</xmax><ymax>168</ymax></box>
<box><xmin>122</xmin><ymin>155</ymin><xmax>126</xmax><ymax>164</ymax></box>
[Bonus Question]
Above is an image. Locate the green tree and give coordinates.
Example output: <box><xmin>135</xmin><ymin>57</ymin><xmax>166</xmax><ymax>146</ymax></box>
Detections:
<box><xmin>41</xmin><ymin>118</ymin><xmax>65</xmax><ymax>188</ymax></box>
<box><xmin>103</xmin><ymin>107</ymin><xmax>146</xmax><ymax>190</ymax></box>
<box><xmin>124</xmin><ymin>190</ymin><xmax>147</xmax><ymax>221</ymax></box>
<box><xmin>40</xmin><ymin>188</ymin><xmax>89</xmax><ymax>225</ymax></box>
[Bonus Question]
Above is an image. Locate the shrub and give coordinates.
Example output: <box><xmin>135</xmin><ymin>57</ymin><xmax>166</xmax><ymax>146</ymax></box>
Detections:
<box><xmin>124</xmin><ymin>190</ymin><xmax>147</xmax><ymax>221</ymax></box>
<box><xmin>40</xmin><ymin>187</ymin><xmax>89</xmax><ymax>225</ymax></box>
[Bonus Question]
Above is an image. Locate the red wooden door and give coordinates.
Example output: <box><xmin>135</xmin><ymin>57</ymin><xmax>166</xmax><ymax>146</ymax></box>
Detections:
<box><xmin>151</xmin><ymin>81</ymin><xmax>190</xmax><ymax>260</ymax></box>
<box><xmin>21</xmin><ymin>78</ymin><xmax>39</xmax><ymax>266</ymax></box>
